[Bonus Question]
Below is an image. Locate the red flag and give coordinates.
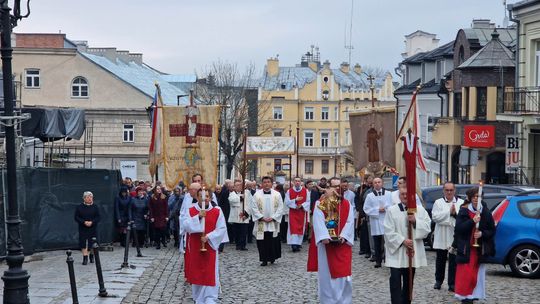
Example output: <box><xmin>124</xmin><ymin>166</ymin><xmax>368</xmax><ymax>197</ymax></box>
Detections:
<box><xmin>396</xmin><ymin>89</ymin><xmax>427</xmax><ymax>172</ymax></box>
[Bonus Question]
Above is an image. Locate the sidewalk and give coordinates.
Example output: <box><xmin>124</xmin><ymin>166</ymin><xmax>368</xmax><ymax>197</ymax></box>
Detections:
<box><xmin>0</xmin><ymin>244</ymin><xmax>176</xmax><ymax>304</ymax></box>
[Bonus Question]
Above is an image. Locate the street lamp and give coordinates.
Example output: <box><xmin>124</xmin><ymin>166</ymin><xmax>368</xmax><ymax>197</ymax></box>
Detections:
<box><xmin>1</xmin><ymin>1</ymin><xmax>31</xmax><ymax>303</ymax></box>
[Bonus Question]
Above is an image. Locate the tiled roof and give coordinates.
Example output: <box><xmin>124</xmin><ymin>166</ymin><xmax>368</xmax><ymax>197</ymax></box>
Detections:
<box><xmin>457</xmin><ymin>30</ymin><xmax>515</xmax><ymax>69</ymax></box>
<box><xmin>394</xmin><ymin>78</ymin><xmax>443</xmax><ymax>95</ymax></box>
<box><xmin>402</xmin><ymin>41</ymin><xmax>454</xmax><ymax>64</ymax></box>
<box><xmin>80</xmin><ymin>52</ymin><xmax>190</xmax><ymax>105</ymax></box>
<box><xmin>260</xmin><ymin>65</ymin><xmax>388</xmax><ymax>91</ymax></box>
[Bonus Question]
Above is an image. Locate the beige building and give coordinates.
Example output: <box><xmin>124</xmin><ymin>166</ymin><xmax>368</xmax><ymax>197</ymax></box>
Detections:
<box><xmin>11</xmin><ymin>33</ymin><xmax>191</xmax><ymax>181</ymax></box>
<box><xmin>257</xmin><ymin>49</ymin><xmax>396</xmax><ymax>181</ymax></box>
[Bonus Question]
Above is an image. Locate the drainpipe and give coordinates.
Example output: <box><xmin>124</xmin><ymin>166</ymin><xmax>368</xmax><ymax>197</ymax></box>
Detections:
<box><xmin>394</xmin><ymin>92</ymin><xmax>399</xmax><ymax>139</ymax></box>
<box><xmin>437</xmin><ymin>78</ymin><xmax>448</xmax><ymax>183</ymax></box>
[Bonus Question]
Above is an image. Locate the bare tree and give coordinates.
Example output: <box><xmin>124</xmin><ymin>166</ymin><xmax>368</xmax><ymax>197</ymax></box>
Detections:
<box><xmin>361</xmin><ymin>65</ymin><xmax>388</xmax><ymax>79</ymax></box>
<box><xmin>194</xmin><ymin>60</ymin><xmax>271</xmax><ymax>179</ymax></box>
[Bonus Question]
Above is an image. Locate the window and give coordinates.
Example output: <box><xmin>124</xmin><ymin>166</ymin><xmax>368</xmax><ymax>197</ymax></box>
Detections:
<box><xmin>304</xmin><ymin>132</ymin><xmax>314</xmax><ymax>147</ymax></box>
<box><xmin>334</xmin><ymin>106</ymin><xmax>339</xmax><ymax>120</ymax></box>
<box><xmin>421</xmin><ymin>63</ymin><xmax>426</xmax><ymax>83</ymax></box>
<box><xmin>123</xmin><ymin>124</ymin><xmax>134</xmax><ymax>142</ymax></box>
<box><xmin>345</xmin><ymin>129</ymin><xmax>350</xmax><ymax>145</ymax></box>
<box><xmin>458</xmin><ymin>46</ymin><xmax>465</xmax><ymax>64</ymax></box>
<box><xmin>321</xmin><ymin>160</ymin><xmax>329</xmax><ymax>174</ymax></box>
<box><xmin>304</xmin><ymin>107</ymin><xmax>314</xmax><ymax>120</ymax></box>
<box><xmin>25</xmin><ymin>69</ymin><xmax>40</xmax><ymax>88</ymax></box>
<box><xmin>454</xmin><ymin>92</ymin><xmax>462</xmax><ymax>118</ymax></box>
<box><xmin>436</xmin><ymin>60</ymin><xmax>442</xmax><ymax>82</ymax></box>
<box><xmin>321</xmin><ymin>107</ymin><xmax>329</xmax><ymax>120</ymax></box>
<box><xmin>345</xmin><ymin>107</ymin><xmax>349</xmax><ymax>120</ymax></box>
<box><xmin>476</xmin><ymin>87</ymin><xmax>487</xmax><ymax>120</ymax></box>
<box><xmin>273</xmin><ymin>129</ymin><xmax>283</xmax><ymax>137</ymax></box>
<box><xmin>518</xmin><ymin>200</ymin><xmax>540</xmax><ymax>219</ymax></box>
<box><xmin>273</xmin><ymin>107</ymin><xmax>283</xmax><ymax>120</ymax></box>
<box><xmin>334</xmin><ymin>130</ymin><xmax>339</xmax><ymax>147</ymax></box>
<box><xmin>71</xmin><ymin>77</ymin><xmax>88</xmax><ymax>97</ymax></box>
<box><xmin>305</xmin><ymin>160</ymin><xmax>314</xmax><ymax>174</ymax></box>
<box><xmin>321</xmin><ymin>132</ymin><xmax>329</xmax><ymax>148</ymax></box>
<box><xmin>274</xmin><ymin>159</ymin><xmax>282</xmax><ymax>171</ymax></box>
<box><xmin>322</xmin><ymin>90</ymin><xmax>329</xmax><ymax>100</ymax></box>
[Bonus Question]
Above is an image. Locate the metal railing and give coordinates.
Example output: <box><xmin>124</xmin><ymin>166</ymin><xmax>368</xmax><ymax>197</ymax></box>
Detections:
<box><xmin>500</xmin><ymin>87</ymin><xmax>540</xmax><ymax>114</ymax></box>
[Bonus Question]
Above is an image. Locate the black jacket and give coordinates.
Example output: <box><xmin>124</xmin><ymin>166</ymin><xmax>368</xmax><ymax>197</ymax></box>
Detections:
<box><xmin>454</xmin><ymin>202</ymin><xmax>496</xmax><ymax>264</ymax></box>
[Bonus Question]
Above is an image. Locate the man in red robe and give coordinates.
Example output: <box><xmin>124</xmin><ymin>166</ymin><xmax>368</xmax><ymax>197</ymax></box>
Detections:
<box><xmin>285</xmin><ymin>177</ymin><xmax>310</xmax><ymax>252</ymax></box>
<box><xmin>307</xmin><ymin>177</ymin><xmax>355</xmax><ymax>303</ymax></box>
<box><xmin>181</xmin><ymin>185</ymin><xmax>227</xmax><ymax>304</ymax></box>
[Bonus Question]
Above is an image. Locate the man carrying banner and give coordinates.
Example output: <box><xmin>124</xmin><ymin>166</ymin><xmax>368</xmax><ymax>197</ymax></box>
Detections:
<box><xmin>249</xmin><ymin>176</ymin><xmax>284</xmax><ymax>266</ymax></box>
<box><xmin>307</xmin><ymin>177</ymin><xmax>355</xmax><ymax>303</ymax></box>
<box><xmin>285</xmin><ymin>177</ymin><xmax>310</xmax><ymax>252</ymax></box>
<box><xmin>384</xmin><ymin>185</ymin><xmax>431</xmax><ymax>304</ymax></box>
<box><xmin>182</xmin><ymin>185</ymin><xmax>227</xmax><ymax>304</ymax></box>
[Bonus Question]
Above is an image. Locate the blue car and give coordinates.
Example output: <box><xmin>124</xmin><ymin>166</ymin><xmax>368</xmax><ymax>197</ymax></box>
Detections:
<box><xmin>488</xmin><ymin>192</ymin><xmax>540</xmax><ymax>278</ymax></box>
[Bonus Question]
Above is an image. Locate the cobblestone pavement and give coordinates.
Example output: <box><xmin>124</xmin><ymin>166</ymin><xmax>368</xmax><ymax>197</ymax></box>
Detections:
<box><xmin>1</xmin><ymin>240</ymin><xmax>537</xmax><ymax>303</ymax></box>
<box><xmin>125</xmin><ymin>240</ymin><xmax>539</xmax><ymax>304</ymax></box>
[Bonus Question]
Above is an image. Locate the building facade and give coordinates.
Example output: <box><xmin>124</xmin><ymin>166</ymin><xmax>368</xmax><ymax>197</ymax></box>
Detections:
<box><xmin>257</xmin><ymin>49</ymin><xmax>396</xmax><ymax>181</ymax></box>
<box><xmin>12</xmin><ymin>33</ymin><xmax>191</xmax><ymax>182</ymax></box>
<box><xmin>432</xmin><ymin>20</ymin><xmax>517</xmax><ymax>184</ymax></box>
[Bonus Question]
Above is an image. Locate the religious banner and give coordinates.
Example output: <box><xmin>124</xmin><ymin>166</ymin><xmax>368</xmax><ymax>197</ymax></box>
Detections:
<box><xmin>348</xmin><ymin>106</ymin><xmax>396</xmax><ymax>177</ymax></box>
<box><xmin>161</xmin><ymin>105</ymin><xmax>220</xmax><ymax>190</ymax></box>
<box><xmin>246</xmin><ymin>136</ymin><xmax>295</xmax><ymax>158</ymax></box>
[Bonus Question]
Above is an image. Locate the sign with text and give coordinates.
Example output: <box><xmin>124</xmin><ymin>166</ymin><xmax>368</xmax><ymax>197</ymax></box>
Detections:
<box><xmin>463</xmin><ymin>125</ymin><xmax>495</xmax><ymax>148</ymax></box>
<box><xmin>120</xmin><ymin>160</ymin><xmax>137</xmax><ymax>180</ymax></box>
<box><xmin>505</xmin><ymin>135</ymin><xmax>520</xmax><ymax>173</ymax></box>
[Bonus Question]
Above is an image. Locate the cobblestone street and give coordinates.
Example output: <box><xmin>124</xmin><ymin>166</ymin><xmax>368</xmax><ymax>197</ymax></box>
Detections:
<box><xmin>124</xmin><ymin>240</ymin><xmax>539</xmax><ymax>304</ymax></box>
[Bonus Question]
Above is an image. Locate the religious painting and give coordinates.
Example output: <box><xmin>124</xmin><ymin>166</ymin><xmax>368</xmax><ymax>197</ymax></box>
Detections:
<box><xmin>161</xmin><ymin>105</ymin><xmax>220</xmax><ymax>190</ymax></box>
<box><xmin>348</xmin><ymin>106</ymin><xmax>396</xmax><ymax>177</ymax></box>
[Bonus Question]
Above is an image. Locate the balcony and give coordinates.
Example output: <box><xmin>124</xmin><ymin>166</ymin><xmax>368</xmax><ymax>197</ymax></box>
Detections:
<box><xmin>499</xmin><ymin>87</ymin><xmax>540</xmax><ymax>115</ymax></box>
<box><xmin>297</xmin><ymin>146</ymin><xmax>350</xmax><ymax>156</ymax></box>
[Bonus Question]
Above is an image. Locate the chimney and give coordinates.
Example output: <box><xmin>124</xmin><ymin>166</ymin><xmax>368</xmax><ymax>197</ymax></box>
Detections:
<box><xmin>340</xmin><ymin>62</ymin><xmax>350</xmax><ymax>73</ymax></box>
<box><xmin>323</xmin><ymin>60</ymin><xmax>331</xmax><ymax>70</ymax></box>
<box><xmin>266</xmin><ymin>57</ymin><xmax>279</xmax><ymax>77</ymax></box>
<box><xmin>471</xmin><ymin>19</ymin><xmax>494</xmax><ymax>29</ymax></box>
<box><xmin>129</xmin><ymin>53</ymin><xmax>143</xmax><ymax>65</ymax></box>
<box><xmin>353</xmin><ymin>64</ymin><xmax>362</xmax><ymax>74</ymax></box>
<box><xmin>116</xmin><ymin>50</ymin><xmax>130</xmax><ymax>63</ymax></box>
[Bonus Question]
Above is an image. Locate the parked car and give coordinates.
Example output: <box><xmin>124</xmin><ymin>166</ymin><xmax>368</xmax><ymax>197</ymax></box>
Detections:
<box><xmin>421</xmin><ymin>184</ymin><xmax>523</xmax><ymax>249</ymax></box>
<box><xmin>487</xmin><ymin>191</ymin><xmax>540</xmax><ymax>278</ymax></box>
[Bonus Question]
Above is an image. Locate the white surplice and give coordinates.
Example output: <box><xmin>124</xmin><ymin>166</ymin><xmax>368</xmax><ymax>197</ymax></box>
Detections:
<box><xmin>179</xmin><ymin>192</ymin><xmax>222</xmax><ymax>253</ymax></box>
<box><xmin>312</xmin><ymin>199</ymin><xmax>355</xmax><ymax>304</ymax></box>
<box><xmin>432</xmin><ymin>196</ymin><xmax>464</xmax><ymax>250</ymax></box>
<box><xmin>384</xmin><ymin>203</ymin><xmax>431</xmax><ymax>268</ymax></box>
<box><xmin>249</xmin><ymin>189</ymin><xmax>284</xmax><ymax>239</ymax></box>
<box><xmin>228</xmin><ymin>191</ymin><xmax>250</xmax><ymax>224</ymax></box>
<box><xmin>363</xmin><ymin>189</ymin><xmax>393</xmax><ymax>236</ymax></box>
<box><xmin>285</xmin><ymin>187</ymin><xmax>310</xmax><ymax>245</ymax></box>
<box><xmin>181</xmin><ymin>203</ymin><xmax>227</xmax><ymax>304</ymax></box>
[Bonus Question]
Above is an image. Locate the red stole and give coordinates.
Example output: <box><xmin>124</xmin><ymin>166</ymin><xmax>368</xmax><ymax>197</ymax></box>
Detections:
<box><xmin>403</xmin><ymin>134</ymin><xmax>417</xmax><ymax>211</ymax></box>
<box><xmin>184</xmin><ymin>206</ymin><xmax>219</xmax><ymax>286</ymax></box>
<box><xmin>288</xmin><ymin>187</ymin><xmax>308</xmax><ymax>235</ymax></box>
<box><xmin>455</xmin><ymin>209</ymin><xmax>481</xmax><ymax>296</ymax></box>
<box><xmin>307</xmin><ymin>199</ymin><xmax>352</xmax><ymax>279</ymax></box>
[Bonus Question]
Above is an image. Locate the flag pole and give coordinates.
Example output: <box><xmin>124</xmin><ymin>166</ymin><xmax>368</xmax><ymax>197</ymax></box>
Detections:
<box><xmin>241</xmin><ymin>128</ymin><xmax>248</xmax><ymax>217</ymax></box>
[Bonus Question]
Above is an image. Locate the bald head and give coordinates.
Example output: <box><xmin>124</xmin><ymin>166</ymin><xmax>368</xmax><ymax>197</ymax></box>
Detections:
<box><xmin>373</xmin><ymin>177</ymin><xmax>383</xmax><ymax>191</ymax></box>
<box><xmin>189</xmin><ymin>182</ymin><xmax>202</xmax><ymax>197</ymax></box>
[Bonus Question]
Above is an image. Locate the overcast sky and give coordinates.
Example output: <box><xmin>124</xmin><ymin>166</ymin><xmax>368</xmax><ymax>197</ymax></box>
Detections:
<box><xmin>16</xmin><ymin>0</ymin><xmax>510</xmax><ymax>76</ymax></box>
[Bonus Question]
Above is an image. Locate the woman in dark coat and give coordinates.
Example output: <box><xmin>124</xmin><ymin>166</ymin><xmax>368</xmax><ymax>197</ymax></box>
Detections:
<box><xmin>115</xmin><ymin>186</ymin><xmax>132</xmax><ymax>246</ymax></box>
<box><xmin>149</xmin><ymin>185</ymin><xmax>169</xmax><ymax>249</ymax></box>
<box><xmin>74</xmin><ymin>191</ymin><xmax>101</xmax><ymax>265</ymax></box>
<box><xmin>454</xmin><ymin>187</ymin><xmax>496</xmax><ymax>303</ymax></box>
<box><xmin>131</xmin><ymin>187</ymin><xmax>149</xmax><ymax>247</ymax></box>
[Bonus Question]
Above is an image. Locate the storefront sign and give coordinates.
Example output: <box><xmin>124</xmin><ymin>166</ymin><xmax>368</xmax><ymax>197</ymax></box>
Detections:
<box><xmin>505</xmin><ymin>135</ymin><xmax>520</xmax><ymax>173</ymax></box>
<box><xmin>463</xmin><ymin>125</ymin><xmax>495</xmax><ymax>148</ymax></box>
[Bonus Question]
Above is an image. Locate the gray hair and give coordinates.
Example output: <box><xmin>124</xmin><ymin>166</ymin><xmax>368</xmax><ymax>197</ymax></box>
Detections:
<box><xmin>83</xmin><ymin>191</ymin><xmax>93</xmax><ymax>199</ymax></box>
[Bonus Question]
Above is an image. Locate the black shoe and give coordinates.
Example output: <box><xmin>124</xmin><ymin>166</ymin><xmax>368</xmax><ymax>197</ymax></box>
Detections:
<box><xmin>448</xmin><ymin>285</ymin><xmax>455</xmax><ymax>292</ymax></box>
<box><xmin>240</xmin><ymin>248</ymin><xmax>248</xmax><ymax>251</ymax></box>
<box><xmin>374</xmin><ymin>263</ymin><xmax>382</xmax><ymax>268</ymax></box>
<box><xmin>89</xmin><ymin>254</ymin><xmax>94</xmax><ymax>264</ymax></box>
<box><xmin>82</xmin><ymin>255</ymin><xmax>88</xmax><ymax>265</ymax></box>
<box><xmin>162</xmin><ymin>243</ymin><xmax>167</xmax><ymax>248</ymax></box>
<box><xmin>369</xmin><ymin>257</ymin><xmax>376</xmax><ymax>262</ymax></box>
<box><xmin>156</xmin><ymin>245</ymin><xmax>161</xmax><ymax>250</ymax></box>
<box><xmin>359</xmin><ymin>251</ymin><xmax>366</xmax><ymax>255</ymax></box>
<box><xmin>270</xmin><ymin>260</ymin><xmax>275</xmax><ymax>264</ymax></box>
<box><xmin>260</xmin><ymin>261</ymin><xmax>268</xmax><ymax>266</ymax></box>
<box><xmin>364</xmin><ymin>254</ymin><xmax>371</xmax><ymax>258</ymax></box>
<box><xmin>434</xmin><ymin>282</ymin><xmax>442</xmax><ymax>290</ymax></box>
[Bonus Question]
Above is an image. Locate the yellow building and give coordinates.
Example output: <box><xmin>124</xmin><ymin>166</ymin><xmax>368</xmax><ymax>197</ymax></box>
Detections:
<box><xmin>257</xmin><ymin>49</ymin><xmax>396</xmax><ymax>181</ymax></box>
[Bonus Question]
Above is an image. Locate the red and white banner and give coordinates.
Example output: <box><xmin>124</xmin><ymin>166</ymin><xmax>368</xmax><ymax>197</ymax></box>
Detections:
<box><xmin>463</xmin><ymin>125</ymin><xmax>495</xmax><ymax>148</ymax></box>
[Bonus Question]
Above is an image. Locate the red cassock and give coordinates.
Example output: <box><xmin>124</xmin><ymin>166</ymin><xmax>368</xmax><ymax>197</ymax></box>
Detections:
<box><xmin>184</xmin><ymin>206</ymin><xmax>219</xmax><ymax>286</ymax></box>
<box><xmin>455</xmin><ymin>209</ymin><xmax>481</xmax><ymax>296</ymax></box>
<box><xmin>288</xmin><ymin>188</ymin><xmax>308</xmax><ymax>235</ymax></box>
<box><xmin>307</xmin><ymin>199</ymin><xmax>352</xmax><ymax>278</ymax></box>
<box><xmin>402</xmin><ymin>134</ymin><xmax>418</xmax><ymax>211</ymax></box>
